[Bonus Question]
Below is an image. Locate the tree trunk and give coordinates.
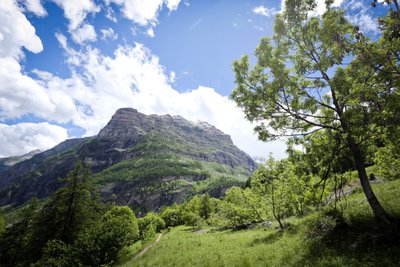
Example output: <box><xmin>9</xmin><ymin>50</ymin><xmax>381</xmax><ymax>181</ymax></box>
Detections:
<box><xmin>346</xmin><ymin>134</ymin><xmax>393</xmax><ymax>225</ymax></box>
<box><xmin>327</xmin><ymin>77</ymin><xmax>393</xmax><ymax>226</ymax></box>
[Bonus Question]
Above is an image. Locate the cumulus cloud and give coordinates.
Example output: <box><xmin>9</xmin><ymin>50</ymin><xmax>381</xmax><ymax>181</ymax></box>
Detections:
<box><xmin>101</xmin><ymin>27</ymin><xmax>118</xmax><ymax>41</ymax></box>
<box><xmin>106</xmin><ymin>0</ymin><xmax>181</xmax><ymax>26</ymax></box>
<box><xmin>0</xmin><ymin>57</ymin><xmax>56</xmax><ymax>119</ymax></box>
<box><xmin>51</xmin><ymin>0</ymin><xmax>99</xmax><ymax>31</ymax></box>
<box><xmin>343</xmin><ymin>0</ymin><xmax>378</xmax><ymax>34</ymax></box>
<box><xmin>0</xmin><ymin>0</ymin><xmax>285</xmax><ymax>159</ymax></box>
<box><xmin>0</xmin><ymin>0</ymin><xmax>52</xmax><ymax>120</ymax></box>
<box><xmin>253</xmin><ymin>5</ymin><xmax>277</xmax><ymax>17</ymax></box>
<box><xmin>0</xmin><ymin>0</ymin><xmax>43</xmax><ymax>59</ymax></box>
<box><xmin>309</xmin><ymin>0</ymin><xmax>344</xmax><ymax>16</ymax></box>
<box><xmin>146</xmin><ymin>28</ymin><xmax>155</xmax><ymax>37</ymax></box>
<box><xmin>21</xmin><ymin>0</ymin><xmax>47</xmax><ymax>17</ymax></box>
<box><xmin>0</xmin><ymin>123</ymin><xmax>68</xmax><ymax>157</ymax></box>
<box><xmin>13</xmin><ymin>41</ymin><xmax>286</xmax><ymax>159</ymax></box>
<box><xmin>71</xmin><ymin>23</ymin><xmax>97</xmax><ymax>44</ymax></box>
<box><xmin>279</xmin><ymin>0</ymin><xmax>344</xmax><ymax>17</ymax></box>
<box><xmin>105</xmin><ymin>6</ymin><xmax>117</xmax><ymax>22</ymax></box>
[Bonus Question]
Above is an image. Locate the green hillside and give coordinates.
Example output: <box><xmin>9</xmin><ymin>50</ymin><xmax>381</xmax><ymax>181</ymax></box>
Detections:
<box><xmin>119</xmin><ymin>179</ymin><xmax>400</xmax><ymax>267</ymax></box>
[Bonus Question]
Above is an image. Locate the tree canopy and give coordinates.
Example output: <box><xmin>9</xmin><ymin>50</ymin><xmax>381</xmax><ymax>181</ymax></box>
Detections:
<box><xmin>232</xmin><ymin>0</ymin><xmax>399</xmax><ymax>226</ymax></box>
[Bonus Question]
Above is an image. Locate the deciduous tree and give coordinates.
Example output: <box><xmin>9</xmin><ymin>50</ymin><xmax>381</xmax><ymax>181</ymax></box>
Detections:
<box><xmin>232</xmin><ymin>0</ymin><xmax>397</xmax><ymax>225</ymax></box>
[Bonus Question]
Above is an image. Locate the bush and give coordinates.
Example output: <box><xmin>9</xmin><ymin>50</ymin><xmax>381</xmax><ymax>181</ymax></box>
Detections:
<box><xmin>160</xmin><ymin>205</ymin><xmax>184</xmax><ymax>227</ymax></box>
<box><xmin>138</xmin><ymin>212</ymin><xmax>165</xmax><ymax>239</ymax></box>
<box><xmin>76</xmin><ymin>206</ymin><xmax>139</xmax><ymax>266</ymax></box>
<box><xmin>31</xmin><ymin>240</ymin><xmax>76</xmax><ymax>267</ymax></box>
<box><xmin>142</xmin><ymin>224</ymin><xmax>157</xmax><ymax>242</ymax></box>
<box><xmin>183</xmin><ymin>212</ymin><xmax>202</xmax><ymax>230</ymax></box>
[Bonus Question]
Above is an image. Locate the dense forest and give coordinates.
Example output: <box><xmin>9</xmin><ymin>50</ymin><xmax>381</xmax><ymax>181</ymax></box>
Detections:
<box><xmin>1</xmin><ymin>0</ymin><xmax>400</xmax><ymax>266</ymax></box>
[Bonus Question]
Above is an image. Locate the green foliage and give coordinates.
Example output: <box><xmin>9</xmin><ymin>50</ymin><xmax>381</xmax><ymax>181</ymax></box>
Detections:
<box><xmin>138</xmin><ymin>212</ymin><xmax>165</xmax><ymax>239</ymax></box>
<box><xmin>0</xmin><ymin>209</ymin><xmax>4</xmax><ymax>237</ymax></box>
<box><xmin>231</xmin><ymin>0</ymin><xmax>399</xmax><ymax>224</ymax></box>
<box><xmin>129</xmin><ymin>177</ymin><xmax>400</xmax><ymax>267</ymax></box>
<box><xmin>31</xmin><ymin>240</ymin><xmax>75</xmax><ymax>267</ymax></box>
<box><xmin>219</xmin><ymin>186</ymin><xmax>265</xmax><ymax>227</ymax></box>
<box><xmin>375</xmin><ymin>142</ymin><xmax>400</xmax><ymax>180</ymax></box>
<box><xmin>130</xmin><ymin>221</ymin><xmax>400</xmax><ymax>267</ymax></box>
<box><xmin>251</xmin><ymin>157</ymin><xmax>294</xmax><ymax>229</ymax></box>
<box><xmin>183</xmin><ymin>211</ymin><xmax>202</xmax><ymax>230</ymax></box>
<box><xmin>342</xmin><ymin>179</ymin><xmax>400</xmax><ymax>225</ymax></box>
<box><xmin>93</xmin><ymin>153</ymin><xmax>211</xmax><ymax>184</ymax></box>
<box><xmin>0</xmin><ymin>197</ymin><xmax>40</xmax><ymax>266</ymax></box>
<box><xmin>0</xmin><ymin>162</ymin><xmax>108</xmax><ymax>266</ymax></box>
<box><xmin>160</xmin><ymin>204</ymin><xmax>184</xmax><ymax>227</ymax></box>
<box><xmin>199</xmin><ymin>193</ymin><xmax>212</xmax><ymax>220</ymax></box>
<box><xmin>142</xmin><ymin>223</ymin><xmax>157</xmax><ymax>242</ymax></box>
<box><xmin>32</xmin><ymin>161</ymin><xmax>100</xmax><ymax>252</ymax></box>
<box><xmin>76</xmin><ymin>206</ymin><xmax>139</xmax><ymax>266</ymax></box>
<box><xmin>304</xmin><ymin>210</ymin><xmax>342</xmax><ymax>241</ymax></box>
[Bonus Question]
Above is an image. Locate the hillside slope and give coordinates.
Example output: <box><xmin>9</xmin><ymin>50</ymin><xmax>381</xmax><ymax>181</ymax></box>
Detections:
<box><xmin>0</xmin><ymin>108</ymin><xmax>255</xmax><ymax>213</ymax></box>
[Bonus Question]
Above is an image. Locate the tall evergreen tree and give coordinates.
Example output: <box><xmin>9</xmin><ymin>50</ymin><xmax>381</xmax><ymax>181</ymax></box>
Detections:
<box><xmin>0</xmin><ymin>198</ymin><xmax>40</xmax><ymax>266</ymax></box>
<box><xmin>31</xmin><ymin>161</ymin><xmax>100</xmax><ymax>258</ymax></box>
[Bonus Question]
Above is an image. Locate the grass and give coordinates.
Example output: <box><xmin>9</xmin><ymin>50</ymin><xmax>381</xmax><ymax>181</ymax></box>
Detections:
<box><xmin>340</xmin><ymin>179</ymin><xmax>400</xmax><ymax>225</ymax></box>
<box><xmin>117</xmin><ymin>233</ymin><xmax>162</xmax><ymax>267</ymax></box>
<box><xmin>119</xmin><ymin>179</ymin><xmax>400</xmax><ymax>267</ymax></box>
<box><xmin>123</xmin><ymin>223</ymin><xmax>399</xmax><ymax>267</ymax></box>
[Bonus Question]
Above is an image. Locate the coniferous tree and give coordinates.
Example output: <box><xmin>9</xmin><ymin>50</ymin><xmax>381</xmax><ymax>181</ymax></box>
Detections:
<box><xmin>30</xmin><ymin>161</ymin><xmax>100</xmax><ymax>259</ymax></box>
<box><xmin>0</xmin><ymin>198</ymin><xmax>40</xmax><ymax>266</ymax></box>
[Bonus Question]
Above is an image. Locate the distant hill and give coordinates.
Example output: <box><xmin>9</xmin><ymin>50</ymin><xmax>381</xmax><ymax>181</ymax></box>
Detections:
<box><xmin>0</xmin><ymin>108</ymin><xmax>255</xmax><ymax>214</ymax></box>
<box><xmin>0</xmin><ymin>149</ymin><xmax>41</xmax><ymax>174</ymax></box>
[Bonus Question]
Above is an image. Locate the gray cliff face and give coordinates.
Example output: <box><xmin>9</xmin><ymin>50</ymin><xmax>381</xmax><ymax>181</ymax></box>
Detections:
<box><xmin>98</xmin><ymin>108</ymin><xmax>233</xmax><ymax>145</ymax></box>
<box><xmin>0</xmin><ymin>108</ymin><xmax>256</xmax><ymax>212</ymax></box>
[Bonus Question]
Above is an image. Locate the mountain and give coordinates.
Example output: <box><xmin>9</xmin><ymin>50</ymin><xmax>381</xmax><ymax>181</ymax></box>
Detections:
<box><xmin>0</xmin><ymin>108</ymin><xmax>255</xmax><ymax>213</ymax></box>
<box><xmin>0</xmin><ymin>149</ymin><xmax>41</xmax><ymax>174</ymax></box>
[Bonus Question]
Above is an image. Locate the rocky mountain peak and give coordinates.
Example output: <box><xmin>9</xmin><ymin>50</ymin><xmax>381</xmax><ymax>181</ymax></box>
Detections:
<box><xmin>0</xmin><ymin>107</ymin><xmax>256</xmax><ymax>211</ymax></box>
<box><xmin>98</xmin><ymin>108</ymin><xmax>233</xmax><ymax>145</ymax></box>
<box><xmin>97</xmin><ymin>108</ymin><xmax>147</xmax><ymax>142</ymax></box>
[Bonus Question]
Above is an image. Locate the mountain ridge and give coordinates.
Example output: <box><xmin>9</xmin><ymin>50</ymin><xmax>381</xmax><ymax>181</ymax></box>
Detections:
<box><xmin>0</xmin><ymin>108</ymin><xmax>255</xmax><ymax>213</ymax></box>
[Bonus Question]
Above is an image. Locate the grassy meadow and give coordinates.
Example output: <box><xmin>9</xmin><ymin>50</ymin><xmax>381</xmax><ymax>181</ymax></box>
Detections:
<box><xmin>118</xmin><ymin>179</ymin><xmax>400</xmax><ymax>267</ymax></box>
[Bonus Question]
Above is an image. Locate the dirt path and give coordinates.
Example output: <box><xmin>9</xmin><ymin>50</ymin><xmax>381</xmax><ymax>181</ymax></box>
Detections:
<box><xmin>132</xmin><ymin>233</ymin><xmax>163</xmax><ymax>260</ymax></box>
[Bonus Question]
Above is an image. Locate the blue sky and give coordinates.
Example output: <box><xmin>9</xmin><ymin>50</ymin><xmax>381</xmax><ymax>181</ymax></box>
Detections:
<box><xmin>0</xmin><ymin>0</ymin><xmax>386</xmax><ymax>158</ymax></box>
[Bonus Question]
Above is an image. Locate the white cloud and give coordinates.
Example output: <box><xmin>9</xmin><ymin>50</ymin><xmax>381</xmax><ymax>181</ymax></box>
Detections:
<box><xmin>14</xmin><ymin>41</ymin><xmax>285</xmax><ymax>159</ymax></box>
<box><xmin>253</xmin><ymin>5</ymin><xmax>277</xmax><ymax>17</ymax></box>
<box><xmin>279</xmin><ymin>0</ymin><xmax>344</xmax><ymax>17</ymax></box>
<box><xmin>71</xmin><ymin>23</ymin><xmax>97</xmax><ymax>44</ymax></box>
<box><xmin>309</xmin><ymin>0</ymin><xmax>344</xmax><ymax>16</ymax></box>
<box><xmin>169</xmin><ymin>71</ymin><xmax>176</xmax><ymax>83</ymax></box>
<box><xmin>165</xmin><ymin>0</ymin><xmax>181</xmax><ymax>11</ymax></box>
<box><xmin>0</xmin><ymin>0</ymin><xmax>54</xmax><ymax>122</ymax></box>
<box><xmin>51</xmin><ymin>0</ymin><xmax>99</xmax><ymax>31</ymax></box>
<box><xmin>344</xmin><ymin>0</ymin><xmax>378</xmax><ymax>34</ymax></box>
<box><xmin>0</xmin><ymin>0</ymin><xmax>285</xmax><ymax>159</ymax></box>
<box><xmin>100</xmin><ymin>27</ymin><xmax>118</xmax><ymax>41</ymax></box>
<box><xmin>0</xmin><ymin>123</ymin><xmax>68</xmax><ymax>157</ymax></box>
<box><xmin>0</xmin><ymin>57</ymin><xmax>56</xmax><ymax>119</ymax></box>
<box><xmin>146</xmin><ymin>27</ymin><xmax>155</xmax><ymax>37</ymax></box>
<box><xmin>21</xmin><ymin>0</ymin><xmax>47</xmax><ymax>17</ymax></box>
<box><xmin>0</xmin><ymin>0</ymin><xmax>43</xmax><ymax>59</ymax></box>
<box><xmin>49</xmin><ymin>0</ymin><xmax>99</xmax><ymax>44</ymax></box>
<box><xmin>105</xmin><ymin>6</ymin><xmax>117</xmax><ymax>22</ymax></box>
<box><xmin>106</xmin><ymin>0</ymin><xmax>181</xmax><ymax>26</ymax></box>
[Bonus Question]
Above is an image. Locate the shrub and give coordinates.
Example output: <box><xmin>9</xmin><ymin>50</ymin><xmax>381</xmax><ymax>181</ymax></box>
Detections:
<box><xmin>138</xmin><ymin>212</ymin><xmax>165</xmax><ymax>239</ymax></box>
<box><xmin>76</xmin><ymin>206</ymin><xmax>139</xmax><ymax>266</ymax></box>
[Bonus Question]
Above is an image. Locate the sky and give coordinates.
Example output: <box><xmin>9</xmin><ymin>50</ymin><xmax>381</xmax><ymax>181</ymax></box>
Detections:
<box><xmin>0</xmin><ymin>0</ymin><xmax>387</xmax><ymax>158</ymax></box>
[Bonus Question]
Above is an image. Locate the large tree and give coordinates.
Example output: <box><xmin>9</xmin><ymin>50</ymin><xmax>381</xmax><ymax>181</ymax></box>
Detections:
<box><xmin>31</xmin><ymin>161</ymin><xmax>100</xmax><ymax>257</ymax></box>
<box><xmin>232</xmin><ymin>0</ymin><xmax>398</xmax><ymax>226</ymax></box>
